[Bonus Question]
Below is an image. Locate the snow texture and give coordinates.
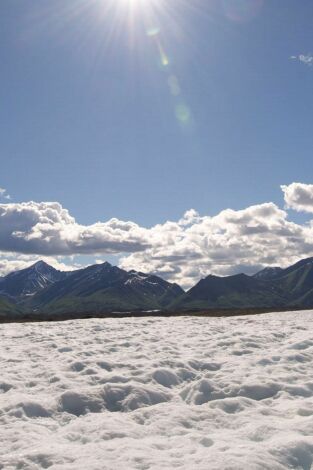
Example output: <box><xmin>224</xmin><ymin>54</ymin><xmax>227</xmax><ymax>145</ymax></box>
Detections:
<box><xmin>1</xmin><ymin>311</ymin><xmax>313</xmax><ymax>469</ymax></box>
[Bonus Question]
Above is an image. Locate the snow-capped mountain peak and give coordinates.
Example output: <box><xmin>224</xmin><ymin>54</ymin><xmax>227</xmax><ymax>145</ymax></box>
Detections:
<box><xmin>0</xmin><ymin>261</ymin><xmax>66</xmax><ymax>299</ymax></box>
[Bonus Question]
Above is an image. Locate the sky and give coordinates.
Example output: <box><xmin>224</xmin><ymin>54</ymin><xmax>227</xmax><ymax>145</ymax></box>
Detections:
<box><xmin>1</xmin><ymin>0</ymin><xmax>313</xmax><ymax>288</ymax></box>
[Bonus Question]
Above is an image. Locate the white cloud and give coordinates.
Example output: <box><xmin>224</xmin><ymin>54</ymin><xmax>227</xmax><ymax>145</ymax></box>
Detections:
<box><xmin>1</xmin><ymin>184</ymin><xmax>313</xmax><ymax>288</ymax></box>
<box><xmin>290</xmin><ymin>54</ymin><xmax>313</xmax><ymax>66</ymax></box>
<box><xmin>281</xmin><ymin>182</ymin><xmax>313</xmax><ymax>213</ymax></box>
<box><xmin>0</xmin><ymin>187</ymin><xmax>11</xmax><ymax>200</ymax></box>
<box><xmin>0</xmin><ymin>201</ymin><xmax>150</xmax><ymax>256</ymax></box>
<box><xmin>120</xmin><ymin>200</ymin><xmax>313</xmax><ymax>288</ymax></box>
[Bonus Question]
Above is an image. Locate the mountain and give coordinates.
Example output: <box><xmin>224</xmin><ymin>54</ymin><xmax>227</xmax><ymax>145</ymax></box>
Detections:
<box><xmin>271</xmin><ymin>257</ymin><xmax>313</xmax><ymax>307</ymax></box>
<box><xmin>0</xmin><ymin>261</ymin><xmax>66</xmax><ymax>300</ymax></box>
<box><xmin>252</xmin><ymin>258</ymin><xmax>313</xmax><ymax>306</ymax></box>
<box><xmin>253</xmin><ymin>266</ymin><xmax>283</xmax><ymax>281</ymax></box>
<box><xmin>172</xmin><ymin>273</ymin><xmax>285</xmax><ymax>310</ymax></box>
<box><xmin>173</xmin><ymin>257</ymin><xmax>313</xmax><ymax>310</ymax></box>
<box><xmin>2</xmin><ymin>257</ymin><xmax>313</xmax><ymax>319</ymax></box>
<box><xmin>0</xmin><ymin>296</ymin><xmax>23</xmax><ymax>319</ymax></box>
<box><xmin>28</xmin><ymin>262</ymin><xmax>184</xmax><ymax>315</ymax></box>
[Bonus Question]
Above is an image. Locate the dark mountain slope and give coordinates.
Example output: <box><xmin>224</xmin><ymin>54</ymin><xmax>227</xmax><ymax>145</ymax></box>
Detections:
<box><xmin>172</xmin><ymin>273</ymin><xmax>285</xmax><ymax>310</ymax></box>
<box><xmin>253</xmin><ymin>267</ymin><xmax>283</xmax><ymax>281</ymax></box>
<box><xmin>0</xmin><ymin>296</ymin><xmax>23</xmax><ymax>319</ymax></box>
<box><xmin>278</xmin><ymin>257</ymin><xmax>313</xmax><ymax>278</ymax></box>
<box><xmin>252</xmin><ymin>258</ymin><xmax>313</xmax><ymax>306</ymax></box>
<box><xmin>273</xmin><ymin>259</ymin><xmax>313</xmax><ymax>306</ymax></box>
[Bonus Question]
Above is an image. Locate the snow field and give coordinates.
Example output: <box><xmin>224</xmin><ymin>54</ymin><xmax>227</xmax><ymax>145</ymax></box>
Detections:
<box><xmin>1</xmin><ymin>311</ymin><xmax>313</xmax><ymax>469</ymax></box>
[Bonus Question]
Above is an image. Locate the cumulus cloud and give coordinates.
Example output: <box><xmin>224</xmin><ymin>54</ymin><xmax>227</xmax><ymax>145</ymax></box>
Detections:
<box><xmin>281</xmin><ymin>183</ymin><xmax>313</xmax><ymax>213</ymax></box>
<box><xmin>1</xmin><ymin>184</ymin><xmax>313</xmax><ymax>288</ymax></box>
<box><xmin>290</xmin><ymin>54</ymin><xmax>313</xmax><ymax>66</ymax></box>
<box><xmin>0</xmin><ymin>202</ymin><xmax>150</xmax><ymax>256</ymax></box>
<box><xmin>120</xmin><ymin>201</ymin><xmax>313</xmax><ymax>288</ymax></box>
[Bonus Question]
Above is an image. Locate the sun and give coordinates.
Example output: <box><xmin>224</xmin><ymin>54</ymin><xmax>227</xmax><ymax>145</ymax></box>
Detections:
<box><xmin>106</xmin><ymin>0</ymin><xmax>166</xmax><ymax>41</ymax></box>
<box><xmin>123</xmin><ymin>0</ymin><xmax>150</xmax><ymax>11</ymax></box>
<box><xmin>118</xmin><ymin>0</ymin><xmax>154</xmax><ymax>8</ymax></box>
<box><xmin>122</xmin><ymin>0</ymin><xmax>153</xmax><ymax>4</ymax></box>
<box><xmin>98</xmin><ymin>0</ymin><xmax>161</xmax><ymax>23</ymax></box>
<box><xmin>97</xmin><ymin>0</ymin><xmax>166</xmax><ymax>22</ymax></box>
<box><xmin>117</xmin><ymin>0</ymin><xmax>165</xmax><ymax>14</ymax></box>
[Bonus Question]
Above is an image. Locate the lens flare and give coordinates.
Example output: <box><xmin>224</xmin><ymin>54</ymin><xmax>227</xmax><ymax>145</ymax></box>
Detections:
<box><xmin>146</xmin><ymin>27</ymin><xmax>160</xmax><ymax>37</ymax></box>
<box><xmin>28</xmin><ymin>0</ymin><xmax>198</xmax><ymax>129</ymax></box>
<box><xmin>175</xmin><ymin>103</ymin><xmax>191</xmax><ymax>124</ymax></box>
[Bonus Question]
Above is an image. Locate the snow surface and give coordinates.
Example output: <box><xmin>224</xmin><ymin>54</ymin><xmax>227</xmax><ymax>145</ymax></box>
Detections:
<box><xmin>1</xmin><ymin>311</ymin><xmax>313</xmax><ymax>469</ymax></box>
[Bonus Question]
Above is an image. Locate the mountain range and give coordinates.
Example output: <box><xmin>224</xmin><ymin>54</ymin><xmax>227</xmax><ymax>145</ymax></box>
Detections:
<box><xmin>1</xmin><ymin>257</ymin><xmax>313</xmax><ymax>319</ymax></box>
<box><xmin>0</xmin><ymin>261</ymin><xmax>183</xmax><ymax>318</ymax></box>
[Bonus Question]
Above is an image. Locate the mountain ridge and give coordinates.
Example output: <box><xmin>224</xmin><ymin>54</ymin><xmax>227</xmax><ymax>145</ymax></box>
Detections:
<box><xmin>25</xmin><ymin>261</ymin><xmax>184</xmax><ymax>315</ymax></box>
<box><xmin>2</xmin><ymin>257</ymin><xmax>313</xmax><ymax>317</ymax></box>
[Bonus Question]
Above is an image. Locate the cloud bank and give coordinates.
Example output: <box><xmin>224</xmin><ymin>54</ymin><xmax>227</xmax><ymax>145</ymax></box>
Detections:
<box><xmin>1</xmin><ymin>183</ymin><xmax>313</xmax><ymax>287</ymax></box>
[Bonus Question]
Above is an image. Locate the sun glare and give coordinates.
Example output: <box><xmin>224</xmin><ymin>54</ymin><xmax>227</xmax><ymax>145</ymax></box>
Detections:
<box><xmin>101</xmin><ymin>0</ymin><xmax>193</xmax><ymax>127</ymax></box>
<box><xmin>115</xmin><ymin>0</ymin><xmax>156</xmax><ymax>10</ymax></box>
<box><xmin>31</xmin><ymin>0</ymin><xmax>194</xmax><ymax>127</ymax></box>
<box><xmin>122</xmin><ymin>0</ymin><xmax>153</xmax><ymax>5</ymax></box>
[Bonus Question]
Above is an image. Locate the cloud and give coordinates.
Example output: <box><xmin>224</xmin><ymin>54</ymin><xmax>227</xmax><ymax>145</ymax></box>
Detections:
<box><xmin>1</xmin><ymin>184</ymin><xmax>313</xmax><ymax>288</ymax></box>
<box><xmin>281</xmin><ymin>183</ymin><xmax>313</xmax><ymax>213</ymax></box>
<box><xmin>0</xmin><ymin>201</ymin><xmax>150</xmax><ymax>256</ymax></box>
<box><xmin>0</xmin><ymin>187</ymin><xmax>11</xmax><ymax>200</ymax></box>
<box><xmin>290</xmin><ymin>54</ymin><xmax>313</xmax><ymax>66</ymax></box>
<box><xmin>120</xmin><ymin>201</ymin><xmax>313</xmax><ymax>288</ymax></box>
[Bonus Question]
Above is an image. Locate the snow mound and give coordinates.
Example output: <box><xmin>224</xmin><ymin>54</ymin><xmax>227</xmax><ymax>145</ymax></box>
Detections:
<box><xmin>1</xmin><ymin>311</ymin><xmax>313</xmax><ymax>469</ymax></box>
<box><xmin>58</xmin><ymin>384</ymin><xmax>171</xmax><ymax>415</ymax></box>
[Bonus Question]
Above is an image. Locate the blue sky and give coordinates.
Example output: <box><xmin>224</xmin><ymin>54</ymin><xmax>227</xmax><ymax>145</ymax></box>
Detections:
<box><xmin>1</xmin><ymin>0</ymin><xmax>313</xmax><ymax>286</ymax></box>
